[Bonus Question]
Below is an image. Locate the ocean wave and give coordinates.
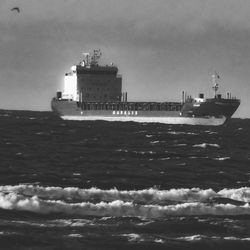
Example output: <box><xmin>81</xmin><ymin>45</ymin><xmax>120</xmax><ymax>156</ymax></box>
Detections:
<box><xmin>193</xmin><ymin>143</ymin><xmax>220</xmax><ymax>148</ymax></box>
<box><xmin>1</xmin><ymin>185</ymin><xmax>250</xmax><ymax>217</ymax></box>
<box><xmin>218</xmin><ymin>188</ymin><xmax>250</xmax><ymax>203</ymax></box>
<box><xmin>133</xmin><ymin>151</ymin><xmax>156</xmax><ymax>155</ymax></box>
<box><xmin>0</xmin><ymin>185</ymin><xmax>218</xmax><ymax>203</ymax></box>
<box><xmin>168</xmin><ymin>131</ymin><xmax>197</xmax><ymax>135</ymax></box>
<box><xmin>2</xmin><ymin>185</ymin><xmax>250</xmax><ymax>203</ymax></box>
<box><xmin>203</xmin><ymin>130</ymin><xmax>218</xmax><ymax>135</ymax></box>
<box><xmin>121</xmin><ymin>233</ymin><xmax>143</xmax><ymax>242</ymax></box>
<box><xmin>116</xmin><ymin>149</ymin><xmax>157</xmax><ymax>155</ymax></box>
<box><xmin>159</xmin><ymin>157</ymin><xmax>170</xmax><ymax>160</ymax></box>
<box><xmin>177</xmin><ymin>235</ymin><xmax>250</xmax><ymax>242</ymax></box>
<box><xmin>67</xmin><ymin>234</ymin><xmax>83</xmax><ymax>238</ymax></box>
<box><xmin>0</xmin><ymin>192</ymin><xmax>250</xmax><ymax>218</ymax></box>
<box><xmin>150</xmin><ymin>140</ymin><xmax>160</xmax><ymax>144</ymax></box>
<box><xmin>213</xmin><ymin>157</ymin><xmax>230</xmax><ymax>161</ymax></box>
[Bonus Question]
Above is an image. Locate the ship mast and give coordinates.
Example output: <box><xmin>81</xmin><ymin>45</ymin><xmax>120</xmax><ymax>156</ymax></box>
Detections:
<box><xmin>212</xmin><ymin>71</ymin><xmax>219</xmax><ymax>97</ymax></box>
<box><xmin>82</xmin><ymin>52</ymin><xmax>90</xmax><ymax>66</ymax></box>
<box><xmin>82</xmin><ymin>50</ymin><xmax>102</xmax><ymax>67</ymax></box>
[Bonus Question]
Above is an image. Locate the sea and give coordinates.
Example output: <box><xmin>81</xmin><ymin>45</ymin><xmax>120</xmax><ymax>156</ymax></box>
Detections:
<box><xmin>0</xmin><ymin>109</ymin><xmax>250</xmax><ymax>250</ymax></box>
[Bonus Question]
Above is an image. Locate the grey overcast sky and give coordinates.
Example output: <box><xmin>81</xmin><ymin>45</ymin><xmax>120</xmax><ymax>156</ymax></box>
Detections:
<box><xmin>0</xmin><ymin>0</ymin><xmax>250</xmax><ymax>117</ymax></box>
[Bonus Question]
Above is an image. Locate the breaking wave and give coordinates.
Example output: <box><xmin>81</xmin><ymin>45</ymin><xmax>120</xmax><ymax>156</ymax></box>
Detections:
<box><xmin>1</xmin><ymin>185</ymin><xmax>250</xmax><ymax>218</ymax></box>
<box><xmin>0</xmin><ymin>185</ymin><xmax>220</xmax><ymax>203</ymax></box>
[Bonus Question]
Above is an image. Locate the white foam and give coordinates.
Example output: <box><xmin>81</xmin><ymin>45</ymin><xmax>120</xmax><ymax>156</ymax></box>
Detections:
<box><xmin>67</xmin><ymin>234</ymin><xmax>82</xmax><ymax>238</ymax></box>
<box><xmin>121</xmin><ymin>233</ymin><xmax>143</xmax><ymax>242</ymax></box>
<box><xmin>36</xmin><ymin>132</ymin><xmax>47</xmax><ymax>135</ymax></box>
<box><xmin>1</xmin><ymin>192</ymin><xmax>250</xmax><ymax>218</ymax></box>
<box><xmin>193</xmin><ymin>143</ymin><xmax>220</xmax><ymax>148</ymax></box>
<box><xmin>133</xmin><ymin>151</ymin><xmax>156</xmax><ymax>155</ymax></box>
<box><xmin>168</xmin><ymin>132</ymin><xmax>197</xmax><ymax>135</ymax></box>
<box><xmin>177</xmin><ymin>235</ymin><xmax>203</xmax><ymax>241</ymax></box>
<box><xmin>214</xmin><ymin>157</ymin><xmax>230</xmax><ymax>161</ymax></box>
<box><xmin>159</xmin><ymin>157</ymin><xmax>170</xmax><ymax>160</ymax></box>
<box><xmin>1</xmin><ymin>185</ymin><xmax>250</xmax><ymax>217</ymax></box>
<box><xmin>218</xmin><ymin>187</ymin><xmax>250</xmax><ymax>202</ymax></box>
<box><xmin>116</xmin><ymin>149</ymin><xmax>128</xmax><ymax>153</ymax></box>
<box><xmin>150</xmin><ymin>140</ymin><xmax>160</xmax><ymax>144</ymax></box>
<box><xmin>154</xmin><ymin>238</ymin><xmax>164</xmax><ymax>244</ymax></box>
<box><xmin>176</xmin><ymin>235</ymin><xmax>250</xmax><ymax>241</ymax></box>
<box><xmin>0</xmin><ymin>185</ymin><xmax>218</xmax><ymax>203</ymax></box>
<box><xmin>204</xmin><ymin>130</ymin><xmax>218</xmax><ymax>135</ymax></box>
<box><xmin>73</xmin><ymin>173</ymin><xmax>81</xmax><ymax>176</ymax></box>
<box><xmin>223</xmin><ymin>237</ymin><xmax>250</xmax><ymax>241</ymax></box>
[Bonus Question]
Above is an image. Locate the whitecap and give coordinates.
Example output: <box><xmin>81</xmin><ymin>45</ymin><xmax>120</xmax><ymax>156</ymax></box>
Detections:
<box><xmin>159</xmin><ymin>157</ymin><xmax>170</xmax><ymax>160</ymax></box>
<box><xmin>133</xmin><ymin>151</ymin><xmax>156</xmax><ymax>155</ymax></box>
<box><xmin>214</xmin><ymin>157</ymin><xmax>230</xmax><ymax>161</ymax></box>
<box><xmin>73</xmin><ymin>173</ymin><xmax>81</xmax><ymax>176</ymax></box>
<box><xmin>154</xmin><ymin>238</ymin><xmax>164</xmax><ymax>244</ymax></box>
<box><xmin>150</xmin><ymin>141</ymin><xmax>160</xmax><ymax>144</ymax></box>
<box><xmin>2</xmin><ymin>185</ymin><xmax>250</xmax><ymax>212</ymax></box>
<box><xmin>168</xmin><ymin>131</ymin><xmax>197</xmax><ymax>135</ymax></box>
<box><xmin>0</xmin><ymin>185</ymin><xmax>219</xmax><ymax>204</ymax></box>
<box><xmin>36</xmin><ymin>132</ymin><xmax>46</xmax><ymax>135</ymax></box>
<box><xmin>1</xmin><ymin>192</ymin><xmax>250</xmax><ymax>218</ymax></box>
<box><xmin>193</xmin><ymin>143</ymin><xmax>220</xmax><ymax>148</ymax></box>
<box><xmin>122</xmin><ymin>233</ymin><xmax>143</xmax><ymax>242</ymax></box>
<box><xmin>218</xmin><ymin>187</ymin><xmax>250</xmax><ymax>202</ymax></box>
<box><xmin>204</xmin><ymin>130</ymin><xmax>218</xmax><ymax>135</ymax></box>
<box><xmin>116</xmin><ymin>149</ymin><xmax>128</xmax><ymax>153</ymax></box>
<box><xmin>67</xmin><ymin>234</ymin><xmax>82</xmax><ymax>238</ymax></box>
<box><xmin>177</xmin><ymin>235</ymin><xmax>203</xmax><ymax>241</ymax></box>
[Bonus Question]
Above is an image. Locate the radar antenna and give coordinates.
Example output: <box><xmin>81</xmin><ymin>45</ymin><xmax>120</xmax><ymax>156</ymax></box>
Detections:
<box><xmin>212</xmin><ymin>71</ymin><xmax>220</xmax><ymax>97</ymax></box>
<box><xmin>90</xmin><ymin>49</ymin><xmax>102</xmax><ymax>66</ymax></box>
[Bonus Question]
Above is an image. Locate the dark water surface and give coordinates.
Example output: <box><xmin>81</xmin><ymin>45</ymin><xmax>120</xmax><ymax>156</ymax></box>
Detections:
<box><xmin>0</xmin><ymin>110</ymin><xmax>250</xmax><ymax>249</ymax></box>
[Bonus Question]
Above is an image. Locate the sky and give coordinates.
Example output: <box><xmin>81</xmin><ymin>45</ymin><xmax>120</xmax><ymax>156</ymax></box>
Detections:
<box><xmin>0</xmin><ymin>0</ymin><xmax>250</xmax><ymax>117</ymax></box>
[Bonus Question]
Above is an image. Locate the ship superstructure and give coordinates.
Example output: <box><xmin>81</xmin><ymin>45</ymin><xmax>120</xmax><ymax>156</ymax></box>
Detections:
<box><xmin>51</xmin><ymin>50</ymin><xmax>240</xmax><ymax>125</ymax></box>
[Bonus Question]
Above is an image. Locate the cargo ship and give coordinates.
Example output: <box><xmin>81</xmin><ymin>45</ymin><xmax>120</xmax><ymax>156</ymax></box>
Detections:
<box><xmin>51</xmin><ymin>50</ymin><xmax>240</xmax><ymax>125</ymax></box>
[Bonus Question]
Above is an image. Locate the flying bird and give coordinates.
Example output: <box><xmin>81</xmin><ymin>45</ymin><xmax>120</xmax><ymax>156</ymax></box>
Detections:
<box><xmin>11</xmin><ymin>7</ymin><xmax>20</xmax><ymax>13</ymax></box>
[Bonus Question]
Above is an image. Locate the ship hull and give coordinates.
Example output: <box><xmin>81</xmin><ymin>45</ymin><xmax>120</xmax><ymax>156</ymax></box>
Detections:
<box><xmin>61</xmin><ymin>114</ymin><xmax>227</xmax><ymax>126</ymax></box>
<box><xmin>51</xmin><ymin>100</ymin><xmax>228</xmax><ymax>126</ymax></box>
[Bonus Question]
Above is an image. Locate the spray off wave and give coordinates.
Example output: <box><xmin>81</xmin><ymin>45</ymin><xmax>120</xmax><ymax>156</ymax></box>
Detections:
<box><xmin>1</xmin><ymin>185</ymin><xmax>250</xmax><ymax>218</ymax></box>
